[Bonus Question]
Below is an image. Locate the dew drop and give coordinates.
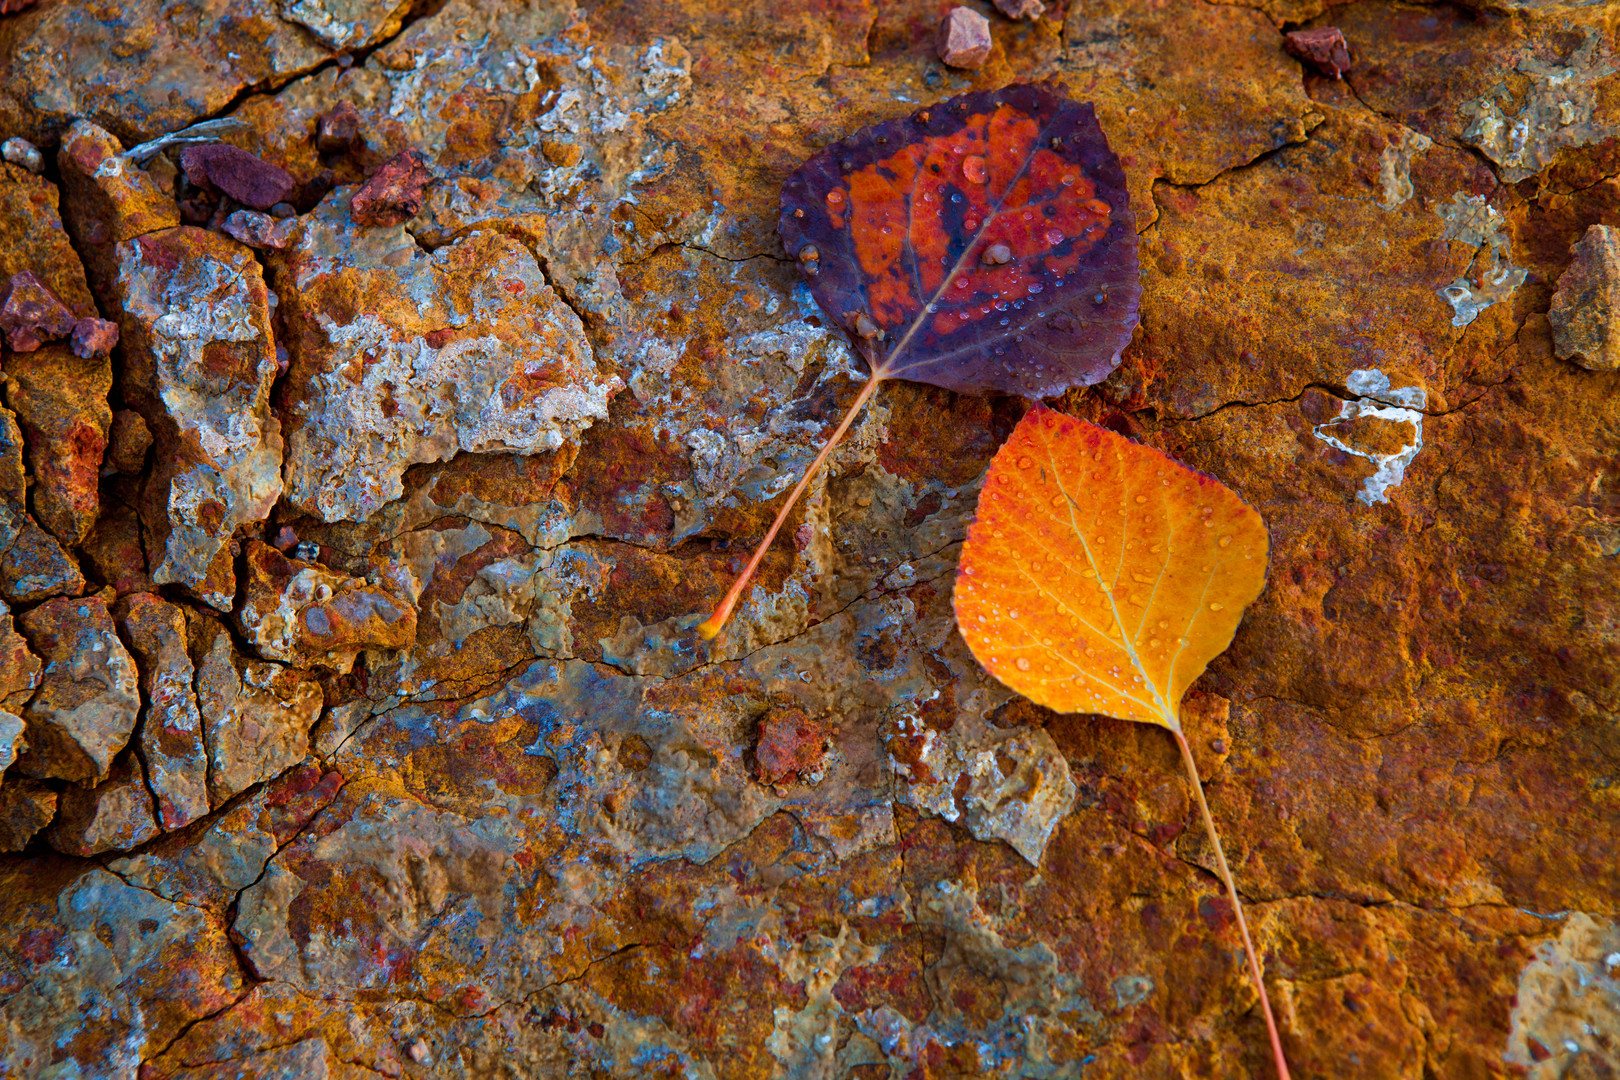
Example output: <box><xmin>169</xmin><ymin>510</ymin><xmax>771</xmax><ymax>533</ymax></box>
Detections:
<box><xmin>826</xmin><ymin>190</ymin><xmax>845</xmax><ymax>208</ymax></box>
<box><xmin>1209</xmin><ymin>602</ymin><xmax>1224</xmax><ymax>611</ymax></box>
<box><xmin>1031</xmin><ymin>561</ymin><xmax>1043</xmax><ymax>571</ymax></box>
<box><xmin>1219</xmin><ymin>535</ymin><xmax>1232</xmax><ymax>547</ymax></box>
<box><xmin>1016</xmin><ymin>657</ymin><xmax>1031</xmax><ymax>671</ymax></box>
<box><xmin>1134</xmin><ymin>494</ymin><xmax>1147</xmax><ymax>504</ymax></box>
<box><xmin>963</xmin><ymin>155</ymin><xmax>987</xmax><ymax>183</ymax></box>
<box><xmin>1044</xmin><ymin>228</ymin><xmax>1065</xmax><ymax>245</ymax></box>
<box><xmin>1149</xmin><ymin>638</ymin><xmax>1160</xmax><ymax>648</ymax></box>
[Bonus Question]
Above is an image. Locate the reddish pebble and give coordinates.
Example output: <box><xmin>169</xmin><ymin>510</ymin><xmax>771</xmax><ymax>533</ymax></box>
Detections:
<box><xmin>221</xmin><ymin>209</ymin><xmax>297</xmax><ymax>250</ymax></box>
<box><xmin>936</xmin><ymin>6</ymin><xmax>992</xmax><ymax>70</ymax></box>
<box><xmin>317</xmin><ymin>101</ymin><xmax>362</xmax><ymax>154</ymax></box>
<box><xmin>994</xmin><ymin>0</ymin><xmax>1044</xmax><ymax>20</ymax></box>
<box><xmin>70</xmin><ymin>317</ymin><xmax>119</xmax><ymax>359</ymax></box>
<box><xmin>0</xmin><ymin>270</ymin><xmax>77</xmax><ymax>352</ymax></box>
<box><xmin>179</xmin><ymin>144</ymin><xmax>295</xmax><ymax>210</ymax></box>
<box><xmin>1284</xmin><ymin>27</ymin><xmax>1352</xmax><ymax>80</ymax></box>
<box><xmin>754</xmin><ymin>708</ymin><xmax>829</xmax><ymax>785</ymax></box>
<box><xmin>350</xmin><ymin>149</ymin><xmax>431</xmax><ymax>228</ymax></box>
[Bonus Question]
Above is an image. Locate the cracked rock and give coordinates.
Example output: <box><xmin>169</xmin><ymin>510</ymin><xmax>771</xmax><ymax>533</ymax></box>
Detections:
<box><xmin>114</xmin><ymin>227</ymin><xmax>284</xmax><ymax>611</ymax></box>
<box><xmin>273</xmin><ymin>195</ymin><xmax>620</xmax><ymax>521</ymax></box>
<box><xmin>46</xmin><ymin>753</ymin><xmax>161</xmax><ymax>856</ymax></box>
<box><xmin>238</xmin><ymin>540</ymin><xmax>417</xmax><ymax>673</ymax></box>
<box><xmin>13</xmin><ymin>596</ymin><xmax>141</xmax><ymax>787</ymax></box>
<box><xmin>0</xmin><ymin>779</ymin><xmax>55</xmax><ymax>850</ymax></box>
<box><xmin>117</xmin><ymin>593</ymin><xmax>210</xmax><ymax>830</ymax></box>
<box><xmin>192</xmin><ymin>615</ymin><xmax>324</xmax><ymax>805</ymax></box>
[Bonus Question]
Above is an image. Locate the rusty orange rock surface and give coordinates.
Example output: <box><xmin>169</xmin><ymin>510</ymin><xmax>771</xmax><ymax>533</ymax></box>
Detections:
<box><xmin>0</xmin><ymin>1</ymin><xmax>1616</xmax><ymax>1078</ymax></box>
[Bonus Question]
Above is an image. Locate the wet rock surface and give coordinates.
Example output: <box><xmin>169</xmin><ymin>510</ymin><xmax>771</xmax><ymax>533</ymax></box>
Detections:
<box><xmin>0</xmin><ymin>1</ymin><xmax>1615</xmax><ymax>1078</ymax></box>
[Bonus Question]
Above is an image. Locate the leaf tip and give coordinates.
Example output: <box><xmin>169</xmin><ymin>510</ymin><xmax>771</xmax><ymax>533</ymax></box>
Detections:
<box><xmin>695</xmin><ymin>616</ymin><xmax>723</xmax><ymax>641</ymax></box>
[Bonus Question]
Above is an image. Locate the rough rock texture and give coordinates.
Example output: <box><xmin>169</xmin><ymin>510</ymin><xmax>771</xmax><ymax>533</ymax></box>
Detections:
<box><xmin>936</xmin><ymin>6</ymin><xmax>993</xmax><ymax>70</ymax></box>
<box><xmin>0</xmin><ymin>160</ymin><xmax>110</xmax><ymax>544</ymax></box>
<box><xmin>192</xmin><ymin>615</ymin><xmax>324</xmax><ymax>806</ymax></box>
<box><xmin>13</xmin><ymin>596</ymin><xmax>140</xmax><ymax>787</ymax></box>
<box><xmin>1549</xmin><ymin>223</ymin><xmax>1620</xmax><ymax>371</ymax></box>
<box><xmin>0</xmin><ymin>0</ymin><xmax>1616</xmax><ymax>1077</ymax></box>
<box><xmin>115</xmin><ymin>227</ymin><xmax>284</xmax><ymax>611</ymax></box>
<box><xmin>273</xmin><ymin>196</ymin><xmax>620</xmax><ymax>521</ymax></box>
<box><xmin>237</xmin><ymin>540</ymin><xmax>416</xmax><ymax>672</ymax></box>
<box><xmin>116</xmin><ymin>593</ymin><xmax>210</xmax><ymax>830</ymax></box>
<box><xmin>45</xmin><ymin>753</ymin><xmax>161</xmax><ymax>856</ymax></box>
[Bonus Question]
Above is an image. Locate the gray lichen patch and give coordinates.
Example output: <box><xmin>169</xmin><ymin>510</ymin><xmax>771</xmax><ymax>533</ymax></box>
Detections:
<box><xmin>1434</xmin><ymin>192</ymin><xmax>1527</xmax><ymax>328</ymax></box>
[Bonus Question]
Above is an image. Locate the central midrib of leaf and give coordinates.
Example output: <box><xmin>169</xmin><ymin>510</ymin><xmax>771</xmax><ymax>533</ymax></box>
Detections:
<box><xmin>1033</xmin><ymin>423</ymin><xmax>1182</xmax><ymax>730</ymax></box>
<box><xmin>872</xmin><ymin>110</ymin><xmax>1067</xmax><ymax>383</ymax></box>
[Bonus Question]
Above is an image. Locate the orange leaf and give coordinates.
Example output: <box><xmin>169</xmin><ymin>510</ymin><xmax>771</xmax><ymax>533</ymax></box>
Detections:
<box><xmin>954</xmin><ymin>407</ymin><xmax>1268</xmax><ymax>727</ymax></box>
<box><xmin>954</xmin><ymin>407</ymin><xmax>1292</xmax><ymax>1080</ymax></box>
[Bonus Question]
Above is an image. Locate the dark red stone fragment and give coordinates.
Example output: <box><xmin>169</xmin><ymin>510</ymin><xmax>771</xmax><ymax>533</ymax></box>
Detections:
<box><xmin>753</xmin><ymin>708</ymin><xmax>829</xmax><ymax>785</ymax></box>
<box><xmin>779</xmin><ymin>84</ymin><xmax>1141</xmax><ymax>398</ymax></box>
<box><xmin>0</xmin><ymin>271</ymin><xmax>77</xmax><ymax>352</ymax></box>
<box><xmin>0</xmin><ymin>0</ymin><xmax>39</xmax><ymax>13</ymax></box>
<box><xmin>1284</xmin><ymin>27</ymin><xmax>1352</xmax><ymax>79</ymax></box>
<box><xmin>317</xmin><ymin>101</ymin><xmax>363</xmax><ymax>154</ymax></box>
<box><xmin>350</xmin><ymin>149</ymin><xmax>431</xmax><ymax>227</ymax></box>
<box><xmin>69</xmin><ymin>317</ymin><xmax>119</xmax><ymax>358</ymax></box>
<box><xmin>179</xmin><ymin>143</ymin><xmax>295</xmax><ymax>211</ymax></box>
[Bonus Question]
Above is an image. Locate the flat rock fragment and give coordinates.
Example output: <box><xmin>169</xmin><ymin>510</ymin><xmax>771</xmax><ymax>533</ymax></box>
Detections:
<box><xmin>349</xmin><ymin>148</ymin><xmax>430</xmax><ymax>227</ymax></box>
<box><xmin>274</xmin><ymin>198</ymin><xmax>619</xmax><ymax>521</ymax></box>
<box><xmin>994</xmin><ymin>0</ymin><xmax>1045</xmax><ymax>21</ymax></box>
<box><xmin>13</xmin><ymin>596</ymin><xmax>140</xmax><ymax>786</ymax></box>
<box><xmin>0</xmin><ymin>269</ymin><xmax>77</xmax><ymax>352</ymax></box>
<box><xmin>0</xmin><ymin>512</ymin><xmax>86</xmax><ymax>603</ymax></box>
<box><xmin>0</xmin><ymin>708</ymin><xmax>23</xmax><ymax>775</ymax></box>
<box><xmin>238</xmin><ymin>541</ymin><xmax>416</xmax><ymax>673</ymax></box>
<box><xmin>46</xmin><ymin>754</ymin><xmax>162</xmax><ymax>855</ymax></box>
<box><xmin>0</xmin><ymin>599</ymin><xmax>40</xmax><ymax>710</ymax></box>
<box><xmin>179</xmin><ymin>143</ymin><xmax>295</xmax><ymax>210</ymax></box>
<box><xmin>117</xmin><ymin>593</ymin><xmax>210</xmax><ymax>830</ymax></box>
<box><xmin>0</xmin><ymin>136</ymin><xmax>42</xmax><ymax>172</ymax></box>
<box><xmin>192</xmin><ymin>616</ymin><xmax>324</xmax><ymax>805</ymax></box>
<box><xmin>220</xmin><ymin>209</ymin><xmax>298</xmax><ymax>250</ymax></box>
<box><xmin>1549</xmin><ymin>224</ymin><xmax>1620</xmax><ymax>371</ymax></box>
<box><xmin>104</xmin><ymin>408</ymin><xmax>152</xmax><ymax>475</ymax></box>
<box><xmin>937</xmin><ymin>6</ymin><xmax>992</xmax><ymax>70</ymax></box>
<box><xmin>69</xmin><ymin>316</ymin><xmax>118</xmax><ymax>358</ymax></box>
<box><xmin>114</xmin><ymin>227</ymin><xmax>284</xmax><ymax>611</ymax></box>
<box><xmin>0</xmin><ymin>779</ymin><xmax>55</xmax><ymax>850</ymax></box>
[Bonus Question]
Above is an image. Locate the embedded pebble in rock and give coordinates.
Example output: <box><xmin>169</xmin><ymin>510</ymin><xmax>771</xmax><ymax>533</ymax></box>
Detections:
<box><xmin>179</xmin><ymin>143</ymin><xmax>295</xmax><ymax>210</ymax></box>
<box><xmin>1549</xmin><ymin>224</ymin><xmax>1620</xmax><ymax>371</ymax></box>
<box><xmin>46</xmin><ymin>754</ymin><xmax>162</xmax><ymax>855</ymax></box>
<box><xmin>192</xmin><ymin>615</ymin><xmax>324</xmax><ymax>805</ymax></box>
<box><xmin>12</xmin><ymin>596</ymin><xmax>140</xmax><ymax>787</ymax></box>
<box><xmin>1284</xmin><ymin>27</ymin><xmax>1353</xmax><ymax>79</ymax></box>
<box><xmin>754</xmin><ymin>707</ymin><xmax>829</xmax><ymax>785</ymax></box>
<box><xmin>936</xmin><ymin>6</ymin><xmax>993</xmax><ymax>70</ymax></box>
<box><xmin>994</xmin><ymin>0</ymin><xmax>1045</xmax><ymax>21</ymax></box>
<box><xmin>116</xmin><ymin>593</ymin><xmax>210</xmax><ymax>830</ymax></box>
<box><xmin>237</xmin><ymin>540</ymin><xmax>416</xmax><ymax>673</ymax></box>
<box><xmin>316</xmin><ymin>100</ymin><xmax>362</xmax><ymax>154</ymax></box>
<box><xmin>0</xmin><ymin>269</ymin><xmax>77</xmax><ymax>352</ymax></box>
<box><xmin>114</xmin><ymin>227</ymin><xmax>284</xmax><ymax>610</ymax></box>
<box><xmin>104</xmin><ymin>408</ymin><xmax>152</xmax><ymax>475</ymax></box>
<box><xmin>349</xmin><ymin>148</ymin><xmax>430</xmax><ymax>227</ymax></box>
<box><xmin>220</xmin><ymin>208</ymin><xmax>298</xmax><ymax>250</ymax></box>
<box><xmin>274</xmin><ymin>197</ymin><xmax>619</xmax><ymax>521</ymax></box>
<box><xmin>0</xmin><ymin>136</ymin><xmax>42</xmax><ymax>173</ymax></box>
<box><xmin>69</xmin><ymin>316</ymin><xmax>119</xmax><ymax>358</ymax></box>
<box><xmin>0</xmin><ymin>780</ymin><xmax>55</xmax><ymax>850</ymax></box>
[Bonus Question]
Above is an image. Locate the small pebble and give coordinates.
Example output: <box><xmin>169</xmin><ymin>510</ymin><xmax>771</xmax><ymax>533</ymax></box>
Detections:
<box><xmin>179</xmin><ymin>143</ymin><xmax>295</xmax><ymax>210</ymax></box>
<box><xmin>1</xmin><ymin>136</ymin><xmax>43</xmax><ymax>174</ymax></box>
<box><xmin>1284</xmin><ymin>27</ymin><xmax>1352</xmax><ymax>80</ymax></box>
<box><xmin>936</xmin><ymin>6</ymin><xmax>992</xmax><ymax>70</ymax></box>
<box><xmin>407</xmin><ymin>1038</ymin><xmax>429</xmax><ymax>1063</ymax></box>
<box><xmin>351</xmin><ymin>148</ymin><xmax>431</xmax><ymax>227</ymax></box>
<box><xmin>70</xmin><ymin>317</ymin><xmax>120</xmax><ymax>359</ymax></box>
<box><xmin>316</xmin><ymin>101</ymin><xmax>362</xmax><ymax>155</ymax></box>
<box><xmin>221</xmin><ymin>209</ymin><xmax>297</xmax><ymax>250</ymax></box>
<box><xmin>994</xmin><ymin>0</ymin><xmax>1044</xmax><ymax>20</ymax></box>
<box><xmin>270</xmin><ymin>201</ymin><xmax>296</xmax><ymax>219</ymax></box>
<box><xmin>0</xmin><ymin>270</ymin><xmax>77</xmax><ymax>352</ymax></box>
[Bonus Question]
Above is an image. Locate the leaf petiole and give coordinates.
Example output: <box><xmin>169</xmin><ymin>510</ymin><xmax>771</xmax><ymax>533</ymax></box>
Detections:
<box><xmin>697</xmin><ymin>372</ymin><xmax>886</xmax><ymax>640</ymax></box>
<box><xmin>1172</xmin><ymin>725</ymin><xmax>1293</xmax><ymax>1080</ymax></box>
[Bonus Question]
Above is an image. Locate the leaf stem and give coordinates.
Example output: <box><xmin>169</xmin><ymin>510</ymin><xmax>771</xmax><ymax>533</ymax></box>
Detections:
<box><xmin>697</xmin><ymin>373</ymin><xmax>886</xmax><ymax>640</ymax></box>
<box><xmin>1172</xmin><ymin>727</ymin><xmax>1292</xmax><ymax>1080</ymax></box>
